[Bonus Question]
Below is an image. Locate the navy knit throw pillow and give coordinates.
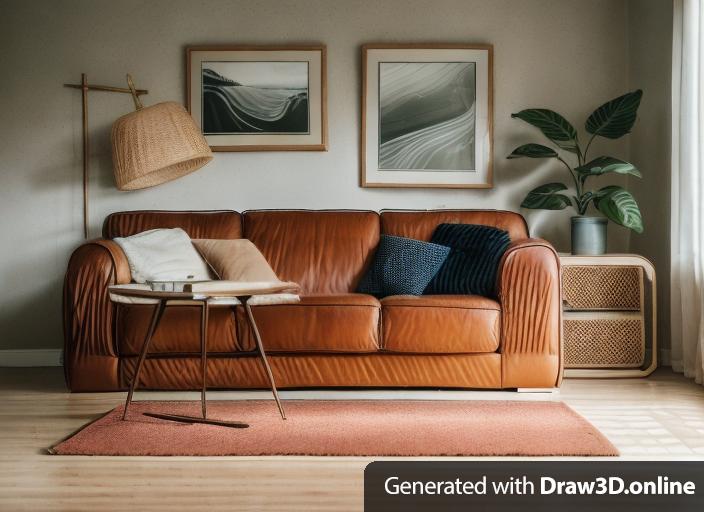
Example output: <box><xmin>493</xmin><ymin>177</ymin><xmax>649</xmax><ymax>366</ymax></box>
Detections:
<box><xmin>357</xmin><ymin>235</ymin><xmax>451</xmax><ymax>298</ymax></box>
<box><xmin>424</xmin><ymin>224</ymin><xmax>511</xmax><ymax>297</ymax></box>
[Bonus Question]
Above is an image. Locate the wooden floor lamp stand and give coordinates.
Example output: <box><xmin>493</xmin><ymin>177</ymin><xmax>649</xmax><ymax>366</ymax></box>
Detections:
<box><xmin>63</xmin><ymin>74</ymin><xmax>148</xmax><ymax>239</ymax></box>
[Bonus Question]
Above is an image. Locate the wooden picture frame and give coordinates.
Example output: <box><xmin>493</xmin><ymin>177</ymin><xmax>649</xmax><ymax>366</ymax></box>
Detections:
<box><xmin>361</xmin><ymin>43</ymin><xmax>493</xmax><ymax>188</ymax></box>
<box><xmin>187</xmin><ymin>45</ymin><xmax>327</xmax><ymax>151</ymax></box>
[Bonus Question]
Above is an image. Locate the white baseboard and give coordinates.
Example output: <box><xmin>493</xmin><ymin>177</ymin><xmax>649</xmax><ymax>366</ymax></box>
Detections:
<box><xmin>0</xmin><ymin>349</ymin><xmax>63</xmax><ymax>367</ymax></box>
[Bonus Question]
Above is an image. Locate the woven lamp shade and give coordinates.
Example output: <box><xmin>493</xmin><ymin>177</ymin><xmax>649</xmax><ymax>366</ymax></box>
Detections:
<box><xmin>111</xmin><ymin>101</ymin><xmax>212</xmax><ymax>190</ymax></box>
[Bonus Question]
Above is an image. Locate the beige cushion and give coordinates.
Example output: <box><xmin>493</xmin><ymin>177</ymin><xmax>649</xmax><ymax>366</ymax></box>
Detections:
<box><xmin>192</xmin><ymin>239</ymin><xmax>278</xmax><ymax>280</ymax></box>
<box><xmin>193</xmin><ymin>239</ymin><xmax>298</xmax><ymax>290</ymax></box>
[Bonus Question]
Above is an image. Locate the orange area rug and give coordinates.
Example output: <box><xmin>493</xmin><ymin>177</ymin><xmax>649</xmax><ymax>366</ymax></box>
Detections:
<box><xmin>49</xmin><ymin>400</ymin><xmax>618</xmax><ymax>457</ymax></box>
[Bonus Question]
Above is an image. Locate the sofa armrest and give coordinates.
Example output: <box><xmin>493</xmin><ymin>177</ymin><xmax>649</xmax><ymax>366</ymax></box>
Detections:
<box><xmin>63</xmin><ymin>240</ymin><xmax>131</xmax><ymax>391</ymax></box>
<box><xmin>497</xmin><ymin>238</ymin><xmax>562</xmax><ymax>388</ymax></box>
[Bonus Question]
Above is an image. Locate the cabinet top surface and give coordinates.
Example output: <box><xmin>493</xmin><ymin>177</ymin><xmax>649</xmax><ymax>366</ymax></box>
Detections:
<box><xmin>559</xmin><ymin>253</ymin><xmax>654</xmax><ymax>267</ymax></box>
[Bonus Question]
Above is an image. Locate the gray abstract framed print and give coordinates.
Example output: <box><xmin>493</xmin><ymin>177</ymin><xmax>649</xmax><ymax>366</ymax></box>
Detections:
<box><xmin>379</xmin><ymin>62</ymin><xmax>475</xmax><ymax>171</ymax></box>
<box><xmin>362</xmin><ymin>45</ymin><xmax>492</xmax><ymax>188</ymax></box>
<box><xmin>201</xmin><ymin>61</ymin><xmax>310</xmax><ymax>135</ymax></box>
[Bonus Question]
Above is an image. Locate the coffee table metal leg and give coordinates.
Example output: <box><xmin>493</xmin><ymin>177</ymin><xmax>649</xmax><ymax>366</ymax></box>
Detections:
<box><xmin>123</xmin><ymin>299</ymin><xmax>166</xmax><ymax>420</ymax></box>
<box><xmin>137</xmin><ymin>298</ymin><xmax>248</xmax><ymax>429</ymax></box>
<box><xmin>244</xmin><ymin>299</ymin><xmax>286</xmax><ymax>420</ymax></box>
<box><xmin>200</xmin><ymin>299</ymin><xmax>209</xmax><ymax>419</ymax></box>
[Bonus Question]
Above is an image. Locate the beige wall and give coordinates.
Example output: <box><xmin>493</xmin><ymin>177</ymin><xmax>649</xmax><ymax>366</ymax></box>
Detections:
<box><xmin>628</xmin><ymin>0</ymin><xmax>673</xmax><ymax>358</ymax></box>
<box><xmin>0</xmin><ymin>0</ymin><xmax>668</xmax><ymax>352</ymax></box>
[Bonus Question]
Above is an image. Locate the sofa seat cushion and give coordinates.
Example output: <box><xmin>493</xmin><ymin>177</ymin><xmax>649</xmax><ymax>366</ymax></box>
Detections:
<box><xmin>237</xmin><ymin>293</ymin><xmax>380</xmax><ymax>353</ymax></box>
<box><xmin>116</xmin><ymin>304</ymin><xmax>239</xmax><ymax>355</ymax></box>
<box><xmin>381</xmin><ymin>295</ymin><xmax>500</xmax><ymax>354</ymax></box>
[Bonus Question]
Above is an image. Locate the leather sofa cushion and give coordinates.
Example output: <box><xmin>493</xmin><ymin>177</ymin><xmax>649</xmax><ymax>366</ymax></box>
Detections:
<box><xmin>116</xmin><ymin>304</ymin><xmax>239</xmax><ymax>355</ymax></box>
<box><xmin>237</xmin><ymin>294</ymin><xmax>380</xmax><ymax>353</ymax></box>
<box><xmin>243</xmin><ymin>210</ymin><xmax>380</xmax><ymax>294</ymax></box>
<box><xmin>104</xmin><ymin>210</ymin><xmax>242</xmax><ymax>239</ymax></box>
<box><xmin>381</xmin><ymin>295</ymin><xmax>500</xmax><ymax>353</ymax></box>
<box><xmin>380</xmin><ymin>210</ymin><xmax>528</xmax><ymax>242</ymax></box>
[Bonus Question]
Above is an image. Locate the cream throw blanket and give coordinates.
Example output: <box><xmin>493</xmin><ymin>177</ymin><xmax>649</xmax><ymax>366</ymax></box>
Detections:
<box><xmin>114</xmin><ymin>228</ymin><xmax>212</xmax><ymax>284</ymax></box>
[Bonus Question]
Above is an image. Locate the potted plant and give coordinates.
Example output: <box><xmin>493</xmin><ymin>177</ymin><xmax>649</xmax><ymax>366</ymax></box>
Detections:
<box><xmin>507</xmin><ymin>90</ymin><xmax>644</xmax><ymax>255</ymax></box>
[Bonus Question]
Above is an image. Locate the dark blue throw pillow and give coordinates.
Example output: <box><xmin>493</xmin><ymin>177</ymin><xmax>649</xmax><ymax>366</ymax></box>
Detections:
<box><xmin>424</xmin><ymin>224</ymin><xmax>511</xmax><ymax>297</ymax></box>
<box><xmin>357</xmin><ymin>235</ymin><xmax>450</xmax><ymax>297</ymax></box>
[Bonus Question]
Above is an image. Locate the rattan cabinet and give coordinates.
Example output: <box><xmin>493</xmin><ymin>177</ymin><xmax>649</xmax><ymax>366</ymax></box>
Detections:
<box><xmin>559</xmin><ymin>254</ymin><xmax>657</xmax><ymax>378</ymax></box>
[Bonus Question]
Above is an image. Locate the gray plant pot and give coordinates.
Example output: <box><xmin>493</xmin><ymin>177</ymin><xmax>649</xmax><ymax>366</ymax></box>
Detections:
<box><xmin>571</xmin><ymin>216</ymin><xmax>607</xmax><ymax>255</ymax></box>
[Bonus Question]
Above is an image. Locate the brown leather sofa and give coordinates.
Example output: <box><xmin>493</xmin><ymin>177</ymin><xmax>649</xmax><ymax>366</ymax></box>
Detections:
<box><xmin>63</xmin><ymin>209</ymin><xmax>562</xmax><ymax>392</ymax></box>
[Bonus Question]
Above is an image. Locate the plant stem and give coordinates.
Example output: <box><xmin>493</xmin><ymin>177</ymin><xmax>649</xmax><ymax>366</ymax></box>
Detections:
<box><xmin>576</xmin><ymin>140</ymin><xmax>584</xmax><ymax>167</ymax></box>
<box><xmin>557</xmin><ymin>155</ymin><xmax>582</xmax><ymax>214</ymax></box>
<box><xmin>558</xmin><ymin>156</ymin><xmax>580</xmax><ymax>195</ymax></box>
<box><xmin>583</xmin><ymin>133</ymin><xmax>597</xmax><ymax>162</ymax></box>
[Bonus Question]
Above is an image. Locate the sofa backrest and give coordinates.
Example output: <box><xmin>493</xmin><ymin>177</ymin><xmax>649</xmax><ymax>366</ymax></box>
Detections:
<box><xmin>380</xmin><ymin>210</ymin><xmax>529</xmax><ymax>242</ymax></box>
<box><xmin>243</xmin><ymin>210</ymin><xmax>380</xmax><ymax>294</ymax></box>
<box><xmin>103</xmin><ymin>210</ymin><xmax>242</xmax><ymax>239</ymax></box>
<box><xmin>103</xmin><ymin>209</ymin><xmax>529</xmax><ymax>293</ymax></box>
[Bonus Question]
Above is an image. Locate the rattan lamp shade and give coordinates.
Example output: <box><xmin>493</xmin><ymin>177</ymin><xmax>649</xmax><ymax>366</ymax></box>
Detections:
<box><xmin>111</xmin><ymin>101</ymin><xmax>212</xmax><ymax>190</ymax></box>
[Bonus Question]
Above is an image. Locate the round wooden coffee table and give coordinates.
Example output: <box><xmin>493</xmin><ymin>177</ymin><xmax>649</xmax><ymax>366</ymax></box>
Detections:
<box><xmin>109</xmin><ymin>282</ymin><xmax>298</xmax><ymax>428</ymax></box>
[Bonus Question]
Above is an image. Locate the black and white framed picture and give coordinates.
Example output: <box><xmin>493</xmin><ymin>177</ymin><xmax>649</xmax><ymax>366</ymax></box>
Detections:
<box><xmin>361</xmin><ymin>44</ymin><xmax>493</xmax><ymax>188</ymax></box>
<box><xmin>187</xmin><ymin>46</ymin><xmax>327</xmax><ymax>151</ymax></box>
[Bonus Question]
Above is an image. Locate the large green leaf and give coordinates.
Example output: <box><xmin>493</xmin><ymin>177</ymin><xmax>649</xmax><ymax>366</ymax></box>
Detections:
<box><xmin>585</xmin><ymin>90</ymin><xmax>643</xmax><ymax>139</ymax></box>
<box><xmin>511</xmin><ymin>109</ymin><xmax>579</xmax><ymax>153</ymax></box>
<box><xmin>574</xmin><ymin>156</ymin><xmax>642</xmax><ymax>178</ymax></box>
<box><xmin>521</xmin><ymin>183</ymin><xmax>572</xmax><ymax>210</ymax></box>
<box><xmin>507</xmin><ymin>143</ymin><xmax>558</xmax><ymax>159</ymax></box>
<box><xmin>593</xmin><ymin>186</ymin><xmax>644</xmax><ymax>233</ymax></box>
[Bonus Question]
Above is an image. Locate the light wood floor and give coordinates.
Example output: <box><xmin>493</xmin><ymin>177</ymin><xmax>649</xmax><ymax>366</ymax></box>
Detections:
<box><xmin>1</xmin><ymin>368</ymin><xmax>703</xmax><ymax>511</ymax></box>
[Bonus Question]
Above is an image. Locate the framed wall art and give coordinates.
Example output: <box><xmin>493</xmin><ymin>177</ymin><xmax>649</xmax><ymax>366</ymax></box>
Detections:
<box><xmin>187</xmin><ymin>45</ymin><xmax>327</xmax><ymax>151</ymax></box>
<box><xmin>361</xmin><ymin>44</ymin><xmax>493</xmax><ymax>188</ymax></box>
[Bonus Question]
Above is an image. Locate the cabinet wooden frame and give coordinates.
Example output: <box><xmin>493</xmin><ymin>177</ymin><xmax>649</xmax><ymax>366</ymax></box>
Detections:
<box><xmin>560</xmin><ymin>254</ymin><xmax>657</xmax><ymax>378</ymax></box>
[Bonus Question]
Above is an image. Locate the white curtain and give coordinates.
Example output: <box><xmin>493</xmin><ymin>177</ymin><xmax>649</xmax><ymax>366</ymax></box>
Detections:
<box><xmin>671</xmin><ymin>0</ymin><xmax>704</xmax><ymax>384</ymax></box>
